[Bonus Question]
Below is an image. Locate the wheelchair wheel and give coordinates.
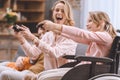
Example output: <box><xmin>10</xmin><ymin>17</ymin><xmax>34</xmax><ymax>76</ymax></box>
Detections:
<box><xmin>88</xmin><ymin>73</ymin><xmax>120</xmax><ymax>80</ymax></box>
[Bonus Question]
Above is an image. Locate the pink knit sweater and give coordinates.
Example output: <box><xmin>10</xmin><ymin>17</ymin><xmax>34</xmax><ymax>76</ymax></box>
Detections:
<box><xmin>61</xmin><ymin>25</ymin><xmax>113</xmax><ymax>57</ymax></box>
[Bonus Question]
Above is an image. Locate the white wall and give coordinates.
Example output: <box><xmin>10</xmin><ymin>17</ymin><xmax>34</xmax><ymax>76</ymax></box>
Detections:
<box><xmin>80</xmin><ymin>0</ymin><xmax>120</xmax><ymax>30</ymax></box>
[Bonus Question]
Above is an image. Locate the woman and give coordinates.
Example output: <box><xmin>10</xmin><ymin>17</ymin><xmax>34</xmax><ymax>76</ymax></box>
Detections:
<box><xmin>0</xmin><ymin>29</ymin><xmax>45</xmax><ymax>80</ymax></box>
<box><xmin>36</xmin><ymin>11</ymin><xmax>117</xmax><ymax>80</ymax></box>
<box><xmin>0</xmin><ymin>0</ymin><xmax>77</xmax><ymax>80</ymax></box>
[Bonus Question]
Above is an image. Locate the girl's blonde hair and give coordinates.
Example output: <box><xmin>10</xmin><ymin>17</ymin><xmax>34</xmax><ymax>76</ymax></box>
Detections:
<box><xmin>89</xmin><ymin>11</ymin><xmax>117</xmax><ymax>38</ymax></box>
<box><xmin>51</xmin><ymin>0</ymin><xmax>75</xmax><ymax>26</ymax></box>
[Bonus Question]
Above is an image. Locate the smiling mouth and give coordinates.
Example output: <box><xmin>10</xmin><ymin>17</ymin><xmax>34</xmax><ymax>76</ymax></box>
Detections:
<box><xmin>56</xmin><ymin>17</ymin><xmax>63</xmax><ymax>20</ymax></box>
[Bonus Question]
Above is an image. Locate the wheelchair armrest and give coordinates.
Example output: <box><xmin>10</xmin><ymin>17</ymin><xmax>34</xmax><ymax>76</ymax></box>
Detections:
<box><xmin>75</xmin><ymin>56</ymin><xmax>113</xmax><ymax>63</ymax></box>
<box><xmin>62</xmin><ymin>55</ymin><xmax>76</xmax><ymax>60</ymax></box>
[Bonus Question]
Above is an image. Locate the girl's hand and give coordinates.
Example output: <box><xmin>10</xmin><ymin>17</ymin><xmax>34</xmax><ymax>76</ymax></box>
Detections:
<box><xmin>19</xmin><ymin>25</ymin><xmax>36</xmax><ymax>41</ymax></box>
<box><xmin>38</xmin><ymin>20</ymin><xmax>54</xmax><ymax>31</ymax></box>
<box><xmin>39</xmin><ymin>20</ymin><xmax>62</xmax><ymax>34</ymax></box>
<box><xmin>12</xmin><ymin>25</ymin><xmax>26</xmax><ymax>44</ymax></box>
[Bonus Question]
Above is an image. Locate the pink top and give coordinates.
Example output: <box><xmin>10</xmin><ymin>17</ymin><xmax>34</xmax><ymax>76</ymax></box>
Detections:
<box><xmin>61</xmin><ymin>25</ymin><xmax>113</xmax><ymax>57</ymax></box>
<box><xmin>22</xmin><ymin>31</ymin><xmax>77</xmax><ymax>70</ymax></box>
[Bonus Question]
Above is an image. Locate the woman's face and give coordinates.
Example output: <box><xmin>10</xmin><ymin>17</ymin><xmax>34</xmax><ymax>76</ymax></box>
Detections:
<box><xmin>86</xmin><ymin>16</ymin><xmax>100</xmax><ymax>32</ymax></box>
<box><xmin>52</xmin><ymin>3</ymin><xmax>66</xmax><ymax>24</ymax></box>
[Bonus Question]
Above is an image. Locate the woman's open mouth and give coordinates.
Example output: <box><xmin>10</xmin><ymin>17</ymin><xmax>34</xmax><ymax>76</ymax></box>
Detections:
<box><xmin>56</xmin><ymin>17</ymin><xmax>63</xmax><ymax>21</ymax></box>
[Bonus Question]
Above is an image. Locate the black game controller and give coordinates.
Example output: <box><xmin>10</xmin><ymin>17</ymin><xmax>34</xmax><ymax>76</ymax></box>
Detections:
<box><xmin>12</xmin><ymin>25</ymin><xmax>23</xmax><ymax>32</ymax></box>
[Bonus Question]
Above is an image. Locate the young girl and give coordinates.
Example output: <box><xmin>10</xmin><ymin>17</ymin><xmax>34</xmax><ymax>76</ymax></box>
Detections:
<box><xmin>0</xmin><ymin>0</ymin><xmax>77</xmax><ymax>80</ymax></box>
<box><xmin>37</xmin><ymin>11</ymin><xmax>117</xmax><ymax>80</ymax></box>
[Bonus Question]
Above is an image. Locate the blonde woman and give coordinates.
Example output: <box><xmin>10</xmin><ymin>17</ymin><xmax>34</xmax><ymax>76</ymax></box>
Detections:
<box><xmin>37</xmin><ymin>11</ymin><xmax>117</xmax><ymax>80</ymax></box>
<box><xmin>0</xmin><ymin>0</ymin><xmax>77</xmax><ymax>80</ymax></box>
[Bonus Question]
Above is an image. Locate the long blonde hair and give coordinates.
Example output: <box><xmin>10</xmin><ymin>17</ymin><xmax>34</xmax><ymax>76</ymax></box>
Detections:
<box><xmin>51</xmin><ymin>0</ymin><xmax>75</xmax><ymax>26</ymax></box>
<box><xmin>89</xmin><ymin>11</ymin><xmax>117</xmax><ymax>38</ymax></box>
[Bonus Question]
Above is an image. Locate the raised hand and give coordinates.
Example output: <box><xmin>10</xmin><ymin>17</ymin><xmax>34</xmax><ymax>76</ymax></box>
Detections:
<box><xmin>39</xmin><ymin>20</ymin><xmax>62</xmax><ymax>34</ymax></box>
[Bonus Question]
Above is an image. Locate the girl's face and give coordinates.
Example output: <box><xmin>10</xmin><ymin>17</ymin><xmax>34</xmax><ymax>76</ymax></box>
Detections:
<box><xmin>86</xmin><ymin>16</ymin><xmax>100</xmax><ymax>32</ymax></box>
<box><xmin>52</xmin><ymin>3</ymin><xmax>66</xmax><ymax>24</ymax></box>
<box><xmin>38</xmin><ymin>28</ymin><xmax>45</xmax><ymax>38</ymax></box>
